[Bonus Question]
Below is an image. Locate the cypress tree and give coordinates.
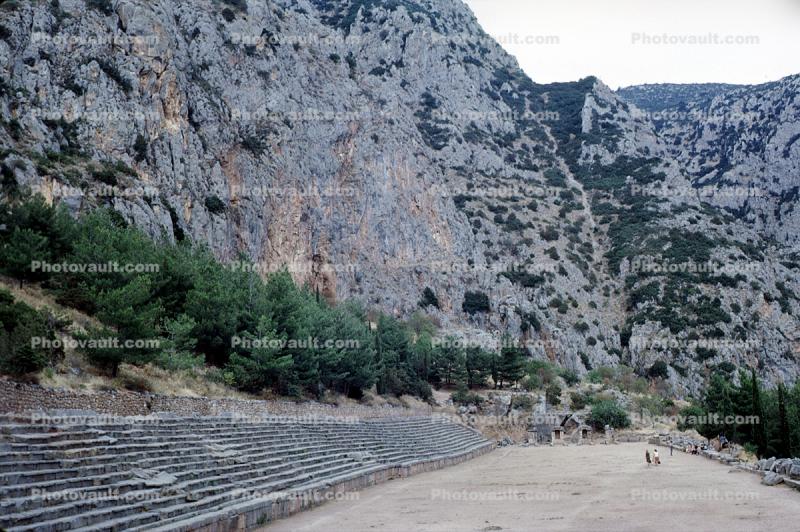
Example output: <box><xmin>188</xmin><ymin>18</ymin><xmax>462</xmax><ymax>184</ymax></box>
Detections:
<box><xmin>751</xmin><ymin>368</ymin><xmax>768</xmax><ymax>457</ymax></box>
<box><xmin>777</xmin><ymin>383</ymin><xmax>792</xmax><ymax>458</ymax></box>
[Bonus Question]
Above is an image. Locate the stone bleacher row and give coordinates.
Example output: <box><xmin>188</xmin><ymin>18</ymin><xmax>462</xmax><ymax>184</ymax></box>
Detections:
<box><xmin>0</xmin><ymin>414</ymin><xmax>492</xmax><ymax>531</ymax></box>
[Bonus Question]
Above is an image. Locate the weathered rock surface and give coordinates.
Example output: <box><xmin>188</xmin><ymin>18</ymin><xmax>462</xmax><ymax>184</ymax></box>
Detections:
<box><xmin>762</xmin><ymin>471</ymin><xmax>784</xmax><ymax>486</ymax></box>
<box><xmin>1</xmin><ymin>0</ymin><xmax>799</xmax><ymax>394</ymax></box>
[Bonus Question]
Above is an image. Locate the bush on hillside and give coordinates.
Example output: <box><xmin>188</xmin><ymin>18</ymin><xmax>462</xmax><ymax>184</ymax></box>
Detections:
<box><xmin>451</xmin><ymin>384</ymin><xmax>484</xmax><ymax>406</ymax></box>
<box><xmin>647</xmin><ymin>360</ymin><xmax>669</xmax><ymax>380</ymax></box>
<box><xmin>559</xmin><ymin>368</ymin><xmax>580</xmax><ymax>386</ymax></box>
<box><xmin>589</xmin><ymin>399</ymin><xmax>631</xmax><ymax>429</ymax></box>
<box><xmin>418</xmin><ymin>287</ymin><xmax>440</xmax><ymax>309</ymax></box>
<box><xmin>462</xmin><ymin>291</ymin><xmax>490</xmax><ymax>314</ymax></box>
<box><xmin>570</xmin><ymin>391</ymin><xmax>590</xmax><ymax>410</ymax></box>
<box><xmin>545</xmin><ymin>384</ymin><xmax>562</xmax><ymax>406</ymax></box>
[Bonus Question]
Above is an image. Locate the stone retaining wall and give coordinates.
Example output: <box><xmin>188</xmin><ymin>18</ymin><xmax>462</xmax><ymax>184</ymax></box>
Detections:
<box><xmin>0</xmin><ymin>380</ymin><xmax>432</xmax><ymax>420</ymax></box>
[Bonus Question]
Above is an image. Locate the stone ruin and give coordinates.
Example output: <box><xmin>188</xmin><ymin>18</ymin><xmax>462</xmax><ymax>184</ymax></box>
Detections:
<box><xmin>527</xmin><ymin>411</ymin><xmax>593</xmax><ymax>445</ymax></box>
<box><xmin>0</xmin><ymin>411</ymin><xmax>492</xmax><ymax>530</ymax></box>
<box><xmin>754</xmin><ymin>457</ymin><xmax>800</xmax><ymax>488</ymax></box>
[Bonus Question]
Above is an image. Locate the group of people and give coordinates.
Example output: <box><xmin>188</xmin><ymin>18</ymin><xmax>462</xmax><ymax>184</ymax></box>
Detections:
<box><xmin>645</xmin><ymin>448</ymin><xmax>662</xmax><ymax>466</ymax></box>
<box><xmin>684</xmin><ymin>444</ymin><xmax>701</xmax><ymax>454</ymax></box>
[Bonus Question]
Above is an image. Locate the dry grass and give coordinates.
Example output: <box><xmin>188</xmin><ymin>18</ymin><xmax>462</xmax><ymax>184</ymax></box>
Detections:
<box><xmin>2</xmin><ymin>277</ymin><xmax>251</xmax><ymax>399</ymax></box>
<box><xmin>0</xmin><ymin>276</ymin><xmax>100</xmax><ymax>332</ymax></box>
<box><xmin>37</xmin><ymin>361</ymin><xmax>253</xmax><ymax>399</ymax></box>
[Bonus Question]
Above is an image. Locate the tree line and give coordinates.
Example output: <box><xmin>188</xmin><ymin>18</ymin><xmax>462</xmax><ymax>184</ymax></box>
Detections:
<box><xmin>680</xmin><ymin>369</ymin><xmax>800</xmax><ymax>458</ymax></box>
<box><xmin>0</xmin><ymin>196</ymin><xmax>532</xmax><ymax>400</ymax></box>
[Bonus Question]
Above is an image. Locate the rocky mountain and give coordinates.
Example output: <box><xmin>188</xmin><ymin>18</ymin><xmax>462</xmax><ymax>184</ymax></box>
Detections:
<box><xmin>1</xmin><ymin>0</ymin><xmax>799</xmax><ymax>396</ymax></box>
<box><xmin>616</xmin><ymin>83</ymin><xmax>740</xmax><ymax>113</ymax></box>
<box><xmin>617</xmin><ymin>76</ymin><xmax>800</xmax><ymax>248</ymax></box>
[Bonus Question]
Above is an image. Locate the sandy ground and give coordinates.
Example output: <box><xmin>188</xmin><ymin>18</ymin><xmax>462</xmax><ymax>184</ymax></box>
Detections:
<box><xmin>263</xmin><ymin>443</ymin><xmax>800</xmax><ymax>532</ymax></box>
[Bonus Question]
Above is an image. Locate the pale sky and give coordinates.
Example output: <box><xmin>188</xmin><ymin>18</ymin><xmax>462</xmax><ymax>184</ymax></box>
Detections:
<box><xmin>462</xmin><ymin>0</ymin><xmax>800</xmax><ymax>88</ymax></box>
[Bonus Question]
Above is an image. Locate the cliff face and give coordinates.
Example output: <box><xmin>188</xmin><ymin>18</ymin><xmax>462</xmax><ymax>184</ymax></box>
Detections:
<box><xmin>617</xmin><ymin>77</ymin><xmax>800</xmax><ymax>247</ymax></box>
<box><xmin>575</xmin><ymin>80</ymin><xmax>800</xmax><ymax>394</ymax></box>
<box><xmin>1</xmin><ymin>0</ymin><xmax>799</xmax><ymax>394</ymax></box>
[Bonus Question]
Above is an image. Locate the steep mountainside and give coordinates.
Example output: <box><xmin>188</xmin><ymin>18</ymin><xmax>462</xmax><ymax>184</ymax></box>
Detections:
<box><xmin>1</xmin><ymin>0</ymin><xmax>799</xmax><ymax>395</ymax></box>
<box><xmin>616</xmin><ymin>77</ymin><xmax>800</xmax><ymax>247</ymax></box>
<box><xmin>566</xmin><ymin>80</ymin><xmax>800</xmax><ymax>394</ymax></box>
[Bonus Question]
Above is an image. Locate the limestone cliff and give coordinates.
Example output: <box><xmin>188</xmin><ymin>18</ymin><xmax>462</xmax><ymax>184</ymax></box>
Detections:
<box><xmin>1</xmin><ymin>0</ymin><xmax>799</xmax><ymax>395</ymax></box>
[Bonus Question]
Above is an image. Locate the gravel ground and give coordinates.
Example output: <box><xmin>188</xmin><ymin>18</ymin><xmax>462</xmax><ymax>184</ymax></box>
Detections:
<box><xmin>264</xmin><ymin>443</ymin><xmax>800</xmax><ymax>532</ymax></box>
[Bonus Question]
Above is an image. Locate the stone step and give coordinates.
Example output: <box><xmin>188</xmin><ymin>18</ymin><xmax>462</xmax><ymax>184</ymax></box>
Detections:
<box><xmin>124</xmin><ymin>462</ymin><xmax>390</xmax><ymax>532</ymax></box>
<box><xmin>0</xmin><ymin>433</ymin><xmax>334</xmax><ymax>468</ymax></box>
<box><xmin>0</xmin><ymin>417</ymin><xmax>443</xmax><ymax>437</ymax></box>
<box><xmin>1</xmin><ymin>453</ymin><xmax>367</xmax><ymax>528</ymax></box>
<box><xmin>0</xmin><ymin>441</ymin><xmax>358</xmax><ymax>499</ymax></box>
<box><xmin>0</xmin><ymin>414</ymin><xmax>490</xmax><ymax>531</ymax></box>
<box><xmin>4</xmin><ymin>456</ymin><xmax>377</xmax><ymax>531</ymax></box>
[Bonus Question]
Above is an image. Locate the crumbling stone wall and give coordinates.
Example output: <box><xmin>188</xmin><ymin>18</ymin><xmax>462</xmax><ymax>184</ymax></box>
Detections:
<box><xmin>0</xmin><ymin>380</ymin><xmax>432</xmax><ymax>419</ymax></box>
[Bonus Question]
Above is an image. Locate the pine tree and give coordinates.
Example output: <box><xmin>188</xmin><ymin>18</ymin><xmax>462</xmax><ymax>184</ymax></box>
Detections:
<box><xmin>464</xmin><ymin>346</ymin><xmax>492</xmax><ymax>389</ymax></box>
<box><xmin>497</xmin><ymin>338</ymin><xmax>526</xmax><ymax>389</ymax></box>
<box><xmin>0</xmin><ymin>291</ymin><xmax>59</xmax><ymax>376</ymax></box>
<box><xmin>432</xmin><ymin>339</ymin><xmax>466</xmax><ymax>386</ymax></box>
<box><xmin>374</xmin><ymin>320</ymin><xmax>386</xmax><ymax>395</ymax></box>
<box><xmin>0</xmin><ymin>228</ymin><xmax>49</xmax><ymax>285</ymax></box>
<box><xmin>314</xmin><ymin>301</ymin><xmax>376</xmax><ymax>397</ymax></box>
<box><xmin>84</xmin><ymin>276</ymin><xmax>162</xmax><ymax>375</ymax></box>
<box><xmin>226</xmin><ymin>316</ymin><xmax>293</xmax><ymax>393</ymax></box>
<box><xmin>156</xmin><ymin>314</ymin><xmax>204</xmax><ymax>371</ymax></box>
<box><xmin>183</xmin><ymin>255</ymin><xmax>244</xmax><ymax>366</ymax></box>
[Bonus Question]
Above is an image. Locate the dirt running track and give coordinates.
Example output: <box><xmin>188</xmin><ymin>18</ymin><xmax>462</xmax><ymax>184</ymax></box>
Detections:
<box><xmin>263</xmin><ymin>443</ymin><xmax>800</xmax><ymax>532</ymax></box>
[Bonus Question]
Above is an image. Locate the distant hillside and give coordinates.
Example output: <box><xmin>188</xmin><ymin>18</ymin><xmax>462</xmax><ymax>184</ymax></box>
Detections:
<box><xmin>616</xmin><ymin>83</ymin><xmax>740</xmax><ymax>113</ymax></box>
